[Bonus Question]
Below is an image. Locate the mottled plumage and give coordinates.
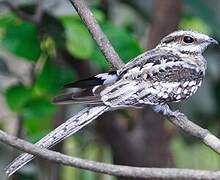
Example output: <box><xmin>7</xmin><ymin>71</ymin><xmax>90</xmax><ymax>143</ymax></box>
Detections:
<box><xmin>5</xmin><ymin>30</ymin><xmax>218</xmax><ymax>176</ymax></box>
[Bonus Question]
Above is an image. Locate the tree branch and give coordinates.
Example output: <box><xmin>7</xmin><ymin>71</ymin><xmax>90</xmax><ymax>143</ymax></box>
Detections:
<box><xmin>2</xmin><ymin>0</ymin><xmax>220</xmax><ymax>178</ymax></box>
<box><xmin>68</xmin><ymin>0</ymin><xmax>124</xmax><ymax>69</ymax></box>
<box><xmin>0</xmin><ymin>0</ymin><xmax>43</xmax><ymax>25</ymax></box>
<box><xmin>135</xmin><ymin>0</ymin><xmax>182</xmax><ymax>167</ymax></box>
<box><xmin>1</xmin><ymin>130</ymin><xmax>220</xmax><ymax>180</ymax></box>
<box><xmin>68</xmin><ymin>0</ymin><xmax>220</xmax><ymax>157</ymax></box>
<box><xmin>33</xmin><ymin>0</ymin><xmax>44</xmax><ymax>24</ymax></box>
<box><xmin>169</xmin><ymin>114</ymin><xmax>220</xmax><ymax>154</ymax></box>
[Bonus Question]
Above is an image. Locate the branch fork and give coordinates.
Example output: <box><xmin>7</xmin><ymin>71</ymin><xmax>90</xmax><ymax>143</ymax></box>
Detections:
<box><xmin>0</xmin><ymin>0</ymin><xmax>220</xmax><ymax>179</ymax></box>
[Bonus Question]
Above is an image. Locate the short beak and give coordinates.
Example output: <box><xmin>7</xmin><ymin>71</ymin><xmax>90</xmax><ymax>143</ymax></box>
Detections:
<box><xmin>209</xmin><ymin>38</ymin><xmax>218</xmax><ymax>45</ymax></box>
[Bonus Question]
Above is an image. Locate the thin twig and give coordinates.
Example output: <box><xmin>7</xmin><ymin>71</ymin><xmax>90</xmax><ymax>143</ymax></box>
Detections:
<box><xmin>67</xmin><ymin>0</ymin><xmax>220</xmax><ymax>156</ymax></box>
<box><xmin>1</xmin><ymin>130</ymin><xmax>220</xmax><ymax>180</ymax></box>
<box><xmin>33</xmin><ymin>0</ymin><xmax>44</xmax><ymax>23</ymax></box>
<box><xmin>0</xmin><ymin>0</ymin><xmax>43</xmax><ymax>25</ymax></box>
<box><xmin>68</xmin><ymin>0</ymin><xmax>124</xmax><ymax>69</ymax></box>
<box><xmin>1</xmin><ymin>0</ymin><xmax>220</xmax><ymax>179</ymax></box>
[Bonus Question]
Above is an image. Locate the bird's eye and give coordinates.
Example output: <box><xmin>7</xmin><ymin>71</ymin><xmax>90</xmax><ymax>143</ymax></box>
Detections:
<box><xmin>183</xmin><ymin>36</ymin><xmax>194</xmax><ymax>43</ymax></box>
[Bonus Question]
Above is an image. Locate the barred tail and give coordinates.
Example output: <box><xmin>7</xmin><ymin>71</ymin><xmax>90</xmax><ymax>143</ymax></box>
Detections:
<box><xmin>5</xmin><ymin>105</ymin><xmax>109</xmax><ymax>177</ymax></box>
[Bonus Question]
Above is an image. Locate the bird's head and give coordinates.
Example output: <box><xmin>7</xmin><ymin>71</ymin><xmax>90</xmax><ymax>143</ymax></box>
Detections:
<box><xmin>157</xmin><ymin>30</ymin><xmax>218</xmax><ymax>55</ymax></box>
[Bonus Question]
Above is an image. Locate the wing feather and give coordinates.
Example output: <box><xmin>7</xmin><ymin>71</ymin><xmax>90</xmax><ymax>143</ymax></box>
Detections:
<box><xmin>64</xmin><ymin>71</ymin><xmax>118</xmax><ymax>89</ymax></box>
<box><xmin>53</xmin><ymin>89</ymin><xmax>102</xmax><ymax>105</ymax></box>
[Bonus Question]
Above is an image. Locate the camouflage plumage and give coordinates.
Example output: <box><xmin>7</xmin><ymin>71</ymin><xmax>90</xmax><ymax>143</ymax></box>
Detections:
<box><xmin>5</xmin><ymin>30</ymin><xmax>218</xmax><ymax>176</ymax></box>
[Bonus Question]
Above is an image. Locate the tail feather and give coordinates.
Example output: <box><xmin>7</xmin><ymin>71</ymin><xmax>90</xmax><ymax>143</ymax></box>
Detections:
<box><xmin>53</xmin><ymin>93</ymin><xmax>102</xmax><ymax>105</ymax></box>
<box><xmin>5</xmin><ymin>105</ymin><xmax>109</xmax><ymax>177</ymax></box>
<box><xmin>55</xmin><ymin>71</ymin><xmax>118</xmax><ymax>105</ymax></box>
<box><xmin>53</xmin><ymin>89</ymin><xmax>102</xmax><ymax>105</ymax></box>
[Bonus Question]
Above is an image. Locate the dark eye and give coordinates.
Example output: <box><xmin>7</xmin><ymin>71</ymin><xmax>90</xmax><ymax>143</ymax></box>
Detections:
<box><xmin>183</xmin><ymin>36</ymin><xmax>194</xmax><ymax>43</ymax></box>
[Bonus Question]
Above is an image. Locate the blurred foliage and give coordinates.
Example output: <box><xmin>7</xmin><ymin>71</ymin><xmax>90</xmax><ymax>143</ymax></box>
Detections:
<box><xmin>179</xmin><ymin>16</ymin><xmax>211</xmax><ymax>34</ymax></box>
<box><xmin>0</xmin><ymin>15</ymin><xmax>41</xmax><ymax>61</ymax></box>
<box><xmin>35</xmin><ymin>59</ymin><xmax>76</xmax><ymax>95</ymax></box>
<box><xmin>5</xmin><ymin>84</ymin><xmax>33</xmax><ymax>111</ymax></box>
<box><xmin>91</xmin><ymin>22</ymin><xmax>142</xmax><ymax>69</ymax></box>
<box><xmin>61</xmin><ymin>15</ymin><xmax>94</xmax><ymax>59</ymax></box>
<box><xmin>172</xmin><ymin>135</ymin><xmax>220</xmax><ymax>170</ymax></box>
<box><xmin>1</xmin><ymin>0</ymin><xmax>220</xmax><ymax>180</ymax></box>
<box><xmin>60</xmin><ymin>13</ymin><xmax>142</xmax><ymax>69</ymax></box>
<box><xmin>0</xmin><ymin>2</ymin><xmax>142</xmax><ymax>179</ymax></box>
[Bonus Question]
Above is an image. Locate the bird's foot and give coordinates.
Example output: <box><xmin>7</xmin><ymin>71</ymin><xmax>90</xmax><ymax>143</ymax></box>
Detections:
<box><xmin>152</xmin><ymin>104</ymin><xmax>183</xmax><ymax>118</ymax></box>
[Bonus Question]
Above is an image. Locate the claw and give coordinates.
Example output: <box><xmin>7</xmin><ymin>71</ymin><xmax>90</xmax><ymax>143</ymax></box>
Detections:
<box><xmin>152</xmin><ymin>104</ymin><xmax>182</xmax><ymax>118</ymax></box>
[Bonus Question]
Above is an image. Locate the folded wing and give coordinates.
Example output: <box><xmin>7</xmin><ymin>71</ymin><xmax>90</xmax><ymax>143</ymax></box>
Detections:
<box><xmin>53</xmin><ymin>71</ymin><xmax>119</xmax><ymax>105</ymax></box>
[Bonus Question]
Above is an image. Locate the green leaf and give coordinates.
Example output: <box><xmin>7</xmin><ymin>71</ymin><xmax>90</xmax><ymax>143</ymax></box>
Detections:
<box><xmin>91</xmin><ymin>23</ymin><xmax>142</xmax><ymax>69</ymax></box>
<box><xmin>183</xmin><ymin>0</ymin><xmax>220</xmax><ymax>38</ymax></box>
<box><xmin>5</xmin><ymin>84</ymin><xmax>33</xmax><ymax>111</ymax></box>
<box><xmin>92</xmin><ymin>9</ymin><xmax>106</xmax><ymax>23</ymax></box>
<box><xmin>35</xmin><ymin>59</ymin><xmax>76</xmax><ymax>95</ymax></box>
<box><xmin>0</xmin><ymin>15</ymin><xmax>41</xmax><ymax>61</ymax></box>
<box><xmin>40</xmin><ymin>13</ymin><xmax>66</xmax><ymax>48</ymax></box>
<box><xmin>22</xmin><ymin>98</ymin><xmax>57</xmax><ymax>140</ymax></box>
<box><xmin>60</xmin><ymin>16</ymin><xmax>94</xmax><ymax>59</ymax></box>
<box><xmin>179</xmin><ymin>16</ymin><xmax>211</xmax><ymax>34</ymax></box>
<box><xmin>23</xmin><ymin>98</ymin><xmax>56</xmax><ymax>121</ymax></box>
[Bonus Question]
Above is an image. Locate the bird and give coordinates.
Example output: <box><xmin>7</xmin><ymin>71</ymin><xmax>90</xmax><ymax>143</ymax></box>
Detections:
<box><xmin>5</xmin><ymin>30</ymin><xmax>218</xmax><ymax>176</ymax></box>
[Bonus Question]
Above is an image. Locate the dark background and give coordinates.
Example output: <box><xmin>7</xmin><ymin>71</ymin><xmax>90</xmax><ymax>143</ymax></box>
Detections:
<box><xmin>0</xmin><ymin>0</ymin><xmax>220</xmax><ymax>180</ymax></box>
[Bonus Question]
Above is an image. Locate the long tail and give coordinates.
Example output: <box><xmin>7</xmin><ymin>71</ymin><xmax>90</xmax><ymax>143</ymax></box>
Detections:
<box><xmin>5</xmin><ymin>105</ymin><xmax>109</xmax><ymax>177</ymax></box>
